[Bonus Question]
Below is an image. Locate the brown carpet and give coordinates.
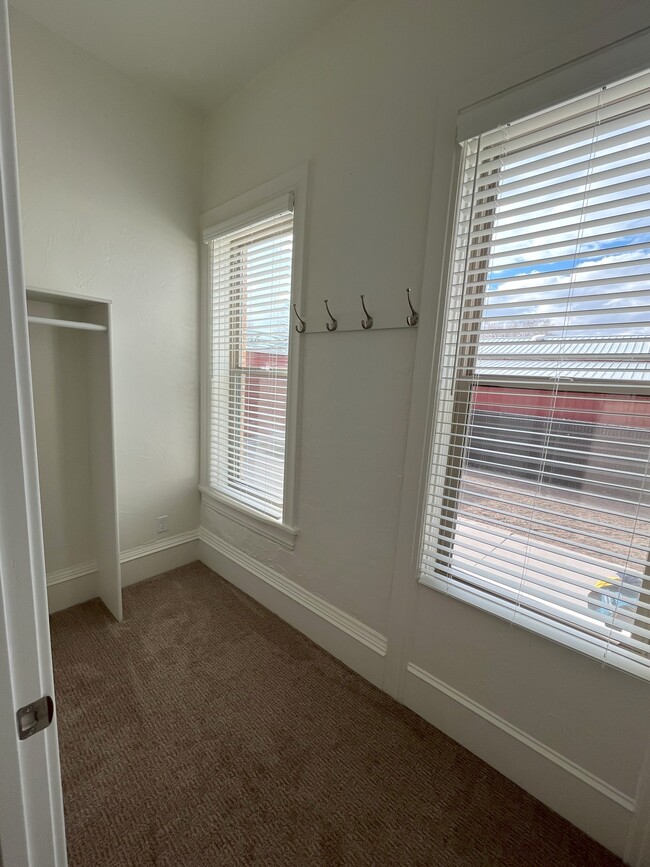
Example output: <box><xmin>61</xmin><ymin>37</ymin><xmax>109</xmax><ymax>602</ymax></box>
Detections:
<box><xmin>49</xmin><ymin>561</ymin><xmax>622</xmax><ymax>866</ymax></box>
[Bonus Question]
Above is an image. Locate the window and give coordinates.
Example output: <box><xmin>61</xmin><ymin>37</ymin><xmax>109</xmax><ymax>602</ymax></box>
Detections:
<box><xmin>421</xmin><ymin>66</ymin><xmax>650</xmax><ymax>675</ymax></box>
<box><xmin>201</xmin><ymin>178</ymin><xmax>303</xmax><ymax>542</ymax></box>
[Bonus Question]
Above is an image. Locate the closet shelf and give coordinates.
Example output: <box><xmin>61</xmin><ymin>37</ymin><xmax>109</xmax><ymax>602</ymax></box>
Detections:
<box><xmin>28</xmin><ymin>315</ymin><xmax>107</xmax><ymax>332</ymax></box>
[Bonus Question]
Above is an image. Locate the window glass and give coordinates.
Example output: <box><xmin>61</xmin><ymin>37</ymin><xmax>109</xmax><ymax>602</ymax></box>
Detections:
<box><xmin>208</xmin><ymin>208</ymin><xmax>293</xmax><ymax>520</ymax></box>
<box><xmin>421</xmin><ymin>68</ymin><xmax>650</xmax><ymax>671</ymax></box>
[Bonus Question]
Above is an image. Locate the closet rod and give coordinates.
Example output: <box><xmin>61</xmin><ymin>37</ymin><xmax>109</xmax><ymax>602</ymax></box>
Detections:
<box><xmin>27</xmin><ymin>315</ymin><xmax>107</xmax><ymax>332</ymax></box>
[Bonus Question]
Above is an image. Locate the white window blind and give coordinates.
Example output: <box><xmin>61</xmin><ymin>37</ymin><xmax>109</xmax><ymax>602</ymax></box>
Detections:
<box><xmin>422</xmin><ymin>67</ymin><xmax>650</xmax><ymax>675</ymax></box>
<box><xmin>208</xmin><ymin>204</ymin><xmax>294</xmax><ymax>521</ymax></box>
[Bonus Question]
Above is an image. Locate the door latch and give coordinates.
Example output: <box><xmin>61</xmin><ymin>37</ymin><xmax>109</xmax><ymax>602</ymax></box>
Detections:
<box><xmin>16</xmin><ymin>695</ymin><xmax>54</xmax><ymax>740</ymax></box>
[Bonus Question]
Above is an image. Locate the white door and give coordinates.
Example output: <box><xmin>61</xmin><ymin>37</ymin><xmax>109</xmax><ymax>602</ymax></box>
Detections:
<box><xmin>0</xmin><ymin>2</ymin><xmax>67</xmax><ymax>865</ymax></box>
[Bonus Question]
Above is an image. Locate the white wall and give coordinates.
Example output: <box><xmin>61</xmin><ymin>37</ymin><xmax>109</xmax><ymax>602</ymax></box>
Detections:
<box><xmin>28</xmin><ymin>306</ymin><xmax>94</xmax><ymax>572</ymax></box>
<box><xmin>10</xmin><ymin>10</ymin><xmax>204</xmax><ymax>560</ymax></box>
<box><xmin>202</xmin><ymin>0</ymin><xmax>650</xmax><ymax>860</ymax></box>
<box><xmin>9</xmin><ymin>0</ymin><xmax>650</xmax><ymax>858</ymax></box>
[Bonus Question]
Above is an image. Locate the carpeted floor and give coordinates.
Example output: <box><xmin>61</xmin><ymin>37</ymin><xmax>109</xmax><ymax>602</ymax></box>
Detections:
<box><xmin>49</xmin><ymin>561</ymin><xmax>622</xmax><ymax>866</ymax></box>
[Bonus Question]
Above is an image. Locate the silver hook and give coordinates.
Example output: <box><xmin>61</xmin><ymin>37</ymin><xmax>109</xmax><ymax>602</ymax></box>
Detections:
<box><xmin>360</xmin><ymin>294</ymin><xmax>373</xmax><ymax>330</ymax></box>
<box><xmin>324</xmin><ymin>299</ymin><xmax>338</xmax><ymax>332</ymax></box>
<box><xmin>405</xmin><ymin>287</ymin><xmax>419</xmax><ymax>327</ymax></box>
<box><xmin>292</xmin><ymin>303</ymin><xmax>306</xmax><ymax>334</ymax></box>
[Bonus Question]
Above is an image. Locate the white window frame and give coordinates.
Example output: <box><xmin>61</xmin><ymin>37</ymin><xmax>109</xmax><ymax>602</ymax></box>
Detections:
<box><xmin>395</xmin><ymin>28</ymin><xmax>650</xmax><ymax>680</ymax></box>
<box><xmin>199</xmin><ymin>166</ymin><xmax>308</xmax><ymax>549</ymax></box>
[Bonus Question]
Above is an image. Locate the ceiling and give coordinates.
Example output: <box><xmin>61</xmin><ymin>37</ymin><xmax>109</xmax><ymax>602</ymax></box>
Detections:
<box><xmin>10</xmin><ymin>0</ymin><xmax>357</xmax><ymax>113</ymax></box>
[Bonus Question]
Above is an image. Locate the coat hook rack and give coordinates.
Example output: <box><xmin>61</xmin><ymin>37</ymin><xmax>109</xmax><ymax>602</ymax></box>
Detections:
<box><xmin>360</xmin><ymin>294</ymin><xmax>373</xmax><ymax>330</ymax></box>
<box><xmin>324</xmin><ymin>299</ymin><xmax>338</xmax><ymax>332</ymax></box>
<box><xmin>292</xmin><ymin>303</ymin><xmax>306</xmax><ymax>333</ymax></box>
<box><xmin>405</xmin><ymin>287</ymin><xmax>419</xmax><ymax>327</ymax></box>
<box><xmin>294</xmin><ymin>291</ymin><xmax>419</xmax><ymax>333</ymax></box>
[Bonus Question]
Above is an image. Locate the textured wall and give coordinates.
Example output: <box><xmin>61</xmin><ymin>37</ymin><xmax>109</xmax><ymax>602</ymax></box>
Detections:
<box><xmin>10</xmin><ymin>10</ymin><xmax>204</xmax><ymax>557</ymax></box>
<box><xmin>201</xmin><ymin>0</ymin><xmax>643</xmax><ymax>632</ymax></box>
<box><xmin>202</xmin><ymin>0</ymin><xmax>650</xmax><ymax>815</ymax></box>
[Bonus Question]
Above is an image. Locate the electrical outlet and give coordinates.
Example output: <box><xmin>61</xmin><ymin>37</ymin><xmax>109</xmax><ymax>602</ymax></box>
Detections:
<box><xmin>156</xmin><ymin>515</ymin><xmax>168</xmax><ymax>534</ymax></box>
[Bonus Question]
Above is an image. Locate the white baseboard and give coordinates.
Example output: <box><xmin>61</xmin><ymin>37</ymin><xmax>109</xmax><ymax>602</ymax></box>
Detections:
<box><xmin>196</xmin><ymin>528</ymin><xmax>636</xmax><ymax>858</ymax></box>
<box><xmin>46</xmin><ymin>525</ymin><xmax>641</xmax><ymax>863</ymax></box>
<box><xmin>404</xmin><ymin>662</ymin><xmax>635</xmax><ymax>859</ymax></box>
<box><xmin>120</xmin><ymin>531</ymin><xmax>199</xmax><ymax>587</ymax></box>
<box><xmin>46</xmin><ymin>565</ymin><xmax>98</xmax><ymax>613</ymax></box>
<box><xmin>198</xmin><ymin>527</ymin><xmax>387</xmax><ymax>688</ymax></box>
<box><xmin>46</xmin><ymin>531</ymin><xmax>200</xmax><ymax>614</ymax></box>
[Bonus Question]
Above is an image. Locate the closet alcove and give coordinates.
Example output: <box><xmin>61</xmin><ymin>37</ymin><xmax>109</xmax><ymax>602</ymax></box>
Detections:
<box><xmin>27</xmin><ymin>286</ymin><xmax>122</xmax><ymax>620</ymax></box>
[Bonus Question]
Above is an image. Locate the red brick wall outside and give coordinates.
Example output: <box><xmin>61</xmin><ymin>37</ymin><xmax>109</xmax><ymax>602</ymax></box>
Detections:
<box><xmin>241</xmin><ymin>351</ymin><xmax>288</xmax><ymax>441</ymax></box>
<box><xmin>473</xmin><ymin>386</ymin><xmax>650</xmax><ymax>429</ymax></box>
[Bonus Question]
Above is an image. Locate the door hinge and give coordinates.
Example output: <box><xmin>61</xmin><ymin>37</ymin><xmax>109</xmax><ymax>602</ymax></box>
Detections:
<box><xmin>16</xmin><ymin>695</ymin><xmax>54</xmax><ymax>740</ymax></box>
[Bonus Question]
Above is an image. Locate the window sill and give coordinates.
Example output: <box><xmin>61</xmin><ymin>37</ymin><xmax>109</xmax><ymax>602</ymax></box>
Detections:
<box><xmin>199</xmin><ymin>486</ymin><xmax>298</xmax><ymax>550</ymax></box>
<box><xmin>418</xmin><ymin>572</ymin><xmax>650</xmax><ymax>682</ymax></box>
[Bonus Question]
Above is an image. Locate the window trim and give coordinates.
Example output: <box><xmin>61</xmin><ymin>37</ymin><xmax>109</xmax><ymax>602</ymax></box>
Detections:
<box><xmin>457</xmin><ymin>26</ymin><xmax>650</xmax><ymax>143</ymax></box>
<box><xmin>199</xmin><ymin>166</ymin><xmax>308</xmax><ymax>546</ymax></box>
<box><xmin>199</xmin><ymin>485</ymin><xmax>298</xmax><ymax>549</ymax></box>
<box><xmin>392</xmin><ymin>33</ymin><xmax>650</xmax><ymax>683</ymax></box>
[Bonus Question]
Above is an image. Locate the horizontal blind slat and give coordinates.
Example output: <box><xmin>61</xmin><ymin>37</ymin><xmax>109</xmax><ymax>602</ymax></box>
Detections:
<box><xmin>208</xmin><ymin>207</ymin><xmax>293</xmax><ymax>519</ymax></box>
<box><xmin>423</xmin><ymin>66</ymin><xmax>650</xmax><ymax>672</ymax></box>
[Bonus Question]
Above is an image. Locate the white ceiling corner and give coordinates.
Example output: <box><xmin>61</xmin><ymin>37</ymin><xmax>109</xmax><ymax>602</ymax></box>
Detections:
<box><xmin>9</xmin><ymin>0</ymin><xmax>357</xmax><ymax>113</ymax></box>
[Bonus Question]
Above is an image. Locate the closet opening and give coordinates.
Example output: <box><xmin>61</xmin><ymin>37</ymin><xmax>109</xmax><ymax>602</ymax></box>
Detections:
<box><xmin>27</xmin><ymin>286</ymin><xmax>121</xmax><ymax>621</ymax></box>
